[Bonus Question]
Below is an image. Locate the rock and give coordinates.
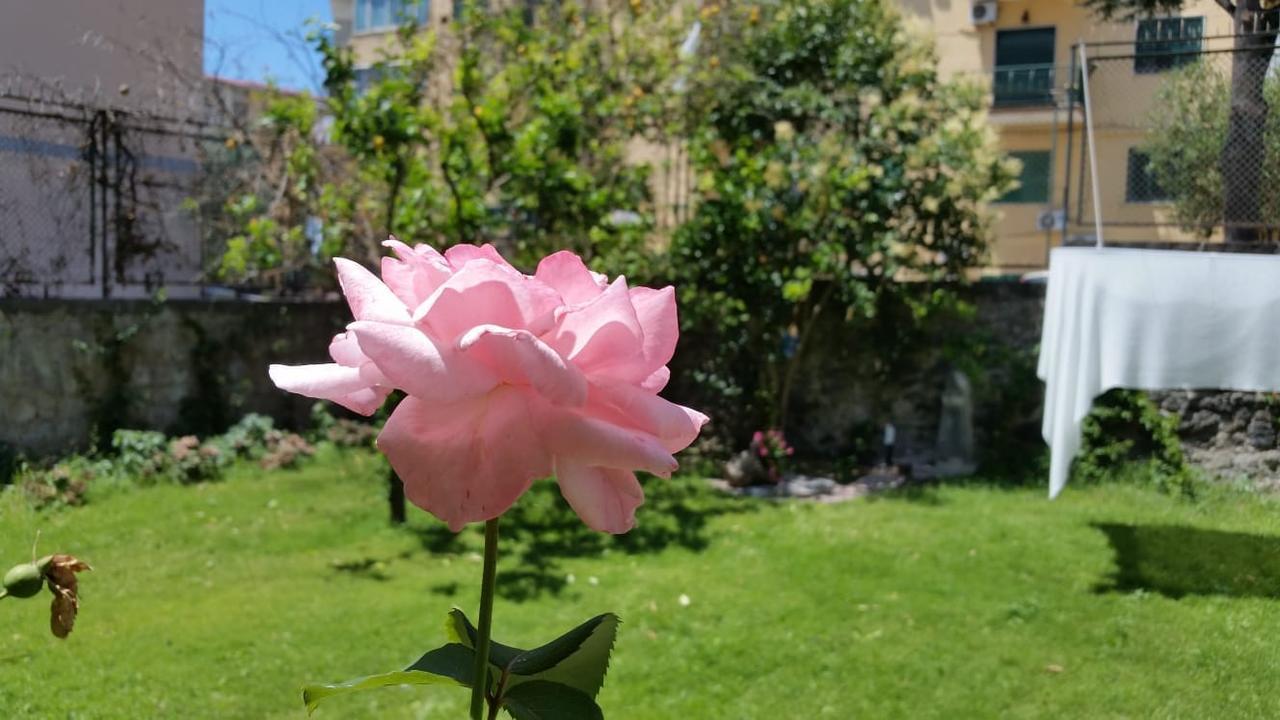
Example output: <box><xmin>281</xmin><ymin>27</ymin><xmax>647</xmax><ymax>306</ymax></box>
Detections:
<box><xmin>1179</xmin><ymin>410</ymin><xmax>1219</xmax><ymax>442</ymax></box>
<box><xmin>1247</xmin><ymin>410</ymin><xmax>1276</xmax><ymax>450</ymax></box>
<box><xmin>782</xmin><ymin>475</ymin><xmax>837</xmax><ymax>498</ymax></box>
<box><xmin>1159</xmin><ymin>391</ymin><xmax>1190</xmax><ymax>416</ymax></box>
<box><xmin>724</xmin><ymin>450</ymin><xmax>768</xmax><ymax>488</ymax></box>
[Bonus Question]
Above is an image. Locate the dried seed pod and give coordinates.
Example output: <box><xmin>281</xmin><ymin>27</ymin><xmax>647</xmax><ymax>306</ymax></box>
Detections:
<box><xmin>44</xmin><ymin>555</ymin><xmax>91</xmax><ymax>639</ymax></box>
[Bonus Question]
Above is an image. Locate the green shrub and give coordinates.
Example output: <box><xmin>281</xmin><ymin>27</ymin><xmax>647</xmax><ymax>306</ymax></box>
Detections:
<box><xmin>1074</xmin><ymin>390</ymin><xmax>1194</xmax><ymax>496</ymax></box>
<box><xmin>111</xmin><ymin>429</ymin><xmax>226</xmax><ymax>486</ymax></box>
<box><xmin>111</xmin><ymin>429</ymin><xmax>172</xmax><ymax>485</ymax></box>
<box><xmin>259</xmin><ymin>430</ymin><xmax>315</xmax><ymax>470</ymax></box>
<box><xmin>221</xmin><ymin>414</ymin><xmax>277</xmax><ymax>459</ymax></box>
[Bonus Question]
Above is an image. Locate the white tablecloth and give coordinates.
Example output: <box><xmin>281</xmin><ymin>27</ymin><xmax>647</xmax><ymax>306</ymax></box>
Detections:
<box><xmin>1038</xmin><ymin>246</ymin><xmax>1280</xmax><ymax>497</ymax></box>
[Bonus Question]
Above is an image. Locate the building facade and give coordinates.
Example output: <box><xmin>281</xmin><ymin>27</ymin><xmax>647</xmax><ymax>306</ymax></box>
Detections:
<box><xmin>899</xmin><ymin>0</ymin><xmax>1234</xmax><ymax>273</ymax></box>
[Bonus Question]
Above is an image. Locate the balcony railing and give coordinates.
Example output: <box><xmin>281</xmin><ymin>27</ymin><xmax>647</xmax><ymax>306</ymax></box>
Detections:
<box><xmin>992</xmin><ymin>63</ymin><xmax>1058</xmax><ymax>108</ymax></box>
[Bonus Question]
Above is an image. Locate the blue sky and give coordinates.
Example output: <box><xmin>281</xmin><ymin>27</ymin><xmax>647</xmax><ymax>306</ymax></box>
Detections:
<box><xmin>204</xmin><ymin>0</ymin><xmax>332</xmax><ymax>92</ymax></box>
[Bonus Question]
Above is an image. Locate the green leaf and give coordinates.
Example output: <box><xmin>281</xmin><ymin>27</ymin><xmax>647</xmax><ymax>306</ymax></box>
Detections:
<box><xmin>502</xmin><ymin>680</ymin><xmax>604</xmax><ymax>720</ymax></box>
<box><xmin>507</xmin><ymin>614</ymin><xmax>610</xmax><ymax>676</ymax></box>
<box><xmin>508</xmin><ymin>614</ymin><xmax>619</xmax><ymax>699</ymax></box>
<box><xmin>301</xmin><ymin>643</ymin><xmax>474</xmax><ymax>715</ymax></box>
<box><xmin>446</xmin><ymin>607</ymin><xmax>526</xmax><ymax>668</ymax></box>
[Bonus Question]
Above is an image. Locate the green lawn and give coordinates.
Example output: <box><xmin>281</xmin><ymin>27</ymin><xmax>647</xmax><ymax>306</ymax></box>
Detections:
<box><xmin>4</xmin><ymin>447</ymin><xmax>1280</xmax><ymax>718</ymax></box>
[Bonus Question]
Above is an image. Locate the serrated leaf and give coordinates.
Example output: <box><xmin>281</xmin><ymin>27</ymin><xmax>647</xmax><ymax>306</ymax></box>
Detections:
<box><xmin>508</xmin><ymin>614</ymin><xmax>619</xmax><ymax>699</ymax></box>
<box><xmin>301</xmin><ymin>643</ymin><xmax>474</xmax><ymax>715</ymax></box>
<box><xmin>507</xmin><ymin>614</ymin><xmax>610</xmax><ymax>676</ymax></box>
<box><xmin>446</xmin><ymin>607</ymin><xmax>526</xmax><ymax>668</ymax></box>
<box><xmin>502</xmin><ymin>680</ymin><xmax>604</xmax><ymax>720</ymax></box>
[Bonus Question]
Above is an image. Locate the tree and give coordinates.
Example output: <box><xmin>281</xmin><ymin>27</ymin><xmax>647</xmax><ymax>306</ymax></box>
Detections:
<box><xmin>1084</xmin><ymin>0</ymin><xmax>1279</xmax><ymax>242</ymax></box>
<box><xmin>218</xmin><ymin>0</ymin><xmax>685</xmax><ymax>283</ymax></box>
<box><xmin>671</xmin><ymin>0</ymin><xmax>1016</xmax><ymax>437</ymax></box>
<box><xmin>1142</xmin><ymin>60</ymin><xmax>1280</xmax><ymax>238</ymax></box>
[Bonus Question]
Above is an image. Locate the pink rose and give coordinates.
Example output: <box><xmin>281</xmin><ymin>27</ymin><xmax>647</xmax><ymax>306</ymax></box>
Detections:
<box><xmin>269</xmin><ymin>240</ymin><xmax>708</xmax><ymax>534</ymax></box>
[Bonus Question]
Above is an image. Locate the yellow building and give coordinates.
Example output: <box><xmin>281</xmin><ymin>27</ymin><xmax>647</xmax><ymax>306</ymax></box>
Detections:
<box><xmin>899</xmin><ymin>0</ymin><xmax>1233</xmax><ymax>273</ymax></box>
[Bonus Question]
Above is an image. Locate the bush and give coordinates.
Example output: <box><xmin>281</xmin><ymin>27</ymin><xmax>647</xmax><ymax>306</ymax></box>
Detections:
<box><xmin>111</xmin><ymin>429</ymin><xmax>226</xmax><ymax>486</ymax></box>
<box><xmin>221</xmin><ymin>414</ymin><xmax>277</xmax><ymax>459</ymax></box>
<box><xmin>19</xmin><ymin>457</ymin><xmax>111</xmax><ymax>509</ymax></box>
<box><xmin>259</xmin><ymin>430</ymin><xmax>315</xmax><ymax>471</ymax></box>
<box><xmin>111</xmin><ymin>429</ymin><xmax>172</xmax><ymax>485</ymax></box>
<box><xmin>1074</xmin><ymin>390</ymin><xmax>1193</xmax><ymax>496</ymax></box>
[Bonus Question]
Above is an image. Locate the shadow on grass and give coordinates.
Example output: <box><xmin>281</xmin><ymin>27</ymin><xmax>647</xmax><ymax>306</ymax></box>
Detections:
<box><xmin>411</xmin><ymin>477</ymin><xmax>754</xmax><ymax>602</ymax></box>
<box><xmin>1093</xmin><ymin>522</ymin><xmax>1280</xmax><ymax>599</ymax></box>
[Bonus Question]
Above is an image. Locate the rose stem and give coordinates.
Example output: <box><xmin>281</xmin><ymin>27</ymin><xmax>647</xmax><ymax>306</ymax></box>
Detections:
<box><xmin>470</xmin><ymin>517</ymin><xmax>500</xmax><ymax>720</ymax></box>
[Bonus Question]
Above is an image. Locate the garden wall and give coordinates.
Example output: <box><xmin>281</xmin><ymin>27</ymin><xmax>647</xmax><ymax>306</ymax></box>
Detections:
<box><xmin>0</xmin><ymin>284</ymin><xmax>1051</xmax><ymax>465</ymax></box>
<box><xmin>0</xmin><ymin>299</ymin><xmax>350</xmax><ymax>456</ymax></box>
<box><xmin>782</xmin><ymin>282</ymin><xmax>1047</xmax><ymax>468</ymax></box>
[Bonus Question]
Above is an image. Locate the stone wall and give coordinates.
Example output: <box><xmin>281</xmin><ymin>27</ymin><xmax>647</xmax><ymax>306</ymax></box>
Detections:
<box><xmin>784</xmin><ymin>281</ymin><xmax>1047</xmax><ymax>468</ymax></box>
<box><xmin>0</xmin><ymin>299</ymin><xmax>349</xmax><ymax>456</ymax></box>
<box><xmin>1152</xmin><ymin>390</ymin><xmax>1280</xmax><ymax>487</ymax></box>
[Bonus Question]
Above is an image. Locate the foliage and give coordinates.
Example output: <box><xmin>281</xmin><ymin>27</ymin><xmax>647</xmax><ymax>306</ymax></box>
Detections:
<box><xmin>304</xmin><ymin>608</ymin><xmax>618</xmax><ymax>718</ymax></box>
<box><xmin>1074</xmin><ymin>389</ymin><xmax>1194</xmax><ymax>496</ymax></box>
<box><xmin>212</xmin><ymin>1</ymin><xmax>684</xmax><ymax>288</ymax></box>
<box><xmin>310</xmin><ymin>402</ymin><xmax>380</xmax><ymax>448</ymax></box>
<box><xmin>259</xmin><ymin>430</ymin><xmax>317</xmax><ymax>471</ymax></box>
<box><xmin>671</xmin><ymin>0</ymin><xmax>1016</xmax><ymax>434</ymax></box>
<box><xmin>1143</xmin><ymin>60</ymin><xmax>1280</xmax><ymax>237</ymax></box>
<box><xmin>221</xmin><ymin>413</ymin><xmax>279</xmax><ymax>459</ymax></box>
<box><xmin>111</xmin><ymin>429</ymin><xmax>226</xmax><ymax>486</ymax></box>
<box><xmin>8</xmin><ymin>453</ymin><xmax>1280</xmax><ymax>717</ymax></box>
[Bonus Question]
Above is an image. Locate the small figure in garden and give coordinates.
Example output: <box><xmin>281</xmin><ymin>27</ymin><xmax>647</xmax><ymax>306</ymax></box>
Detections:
<box><xmin>882</xmin><ymin>422</ymin><xmax>896</xmax><ymax>467</ymax></box>
<box><xmin>936</xmin><ymin>368</ymin><xmax>976</xmax><ymax>474</ymax></box>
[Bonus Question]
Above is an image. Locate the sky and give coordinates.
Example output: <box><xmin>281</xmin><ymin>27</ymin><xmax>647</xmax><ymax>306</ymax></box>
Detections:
<box><xmin>204</xmin><ymin>0</ymin><xmax>332</xmax><ymax>93</ymax></box>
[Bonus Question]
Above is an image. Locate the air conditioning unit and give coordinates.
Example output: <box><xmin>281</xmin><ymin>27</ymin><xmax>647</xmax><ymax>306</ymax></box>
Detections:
<box><xmin>1036</xmin><ymin>208</ymin><xmax>1066</xmax><ymax>231</ymax></box>
<box><xmin>971</xmin><ymin>1</ymin><xmax>998</xmax><ymax>25</ymax></box>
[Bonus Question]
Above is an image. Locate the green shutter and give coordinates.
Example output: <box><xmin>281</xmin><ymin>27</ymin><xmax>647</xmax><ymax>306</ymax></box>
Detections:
<box><xmin>998</xmin><ymin>151</ymin><xmax>1051</xmax><ymax>204</ymax></box>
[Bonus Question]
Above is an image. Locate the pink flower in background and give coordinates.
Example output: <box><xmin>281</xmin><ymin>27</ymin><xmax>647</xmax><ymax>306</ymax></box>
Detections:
<box><xmin>269</xmin><ymin>240</ymin><xmax>708</xmax><ymax>534</ymax></box>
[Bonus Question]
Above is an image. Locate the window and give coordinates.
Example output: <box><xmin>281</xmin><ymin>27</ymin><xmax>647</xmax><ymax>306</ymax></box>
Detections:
<box><xmin>1126</xmin><ymin>149</ymin><xmax>1169</xmax><ymax>202</ymax></box>
<box><xmin>1134</xmin><ymin>17</ymin><xmax>1203</xmax><ymax>74</ymax></box>
<box><xmin>998</xmin><ymin>151</ymin><xmax>1052</xmax><ymax>204</ymax></box>
<box><xmin>993</xmin><ymin>28</ymin><xmax>1057</xmax><ymax>107</ymax></box>
<box><xmin>355</xmin><ymin>0</ymin><xmax>430</xmax><ymax>31</ymax></box>
<box><xmin>452</xmin><ymin>0</ymin><xmax>488</xmax><ymax>20</ymax></box>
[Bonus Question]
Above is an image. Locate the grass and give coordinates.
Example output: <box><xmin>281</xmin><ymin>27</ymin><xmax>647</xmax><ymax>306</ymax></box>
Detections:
<box><xmin>4</xmin><ymin>447</ymin><xmax>1280</xmax><ymax>718</ymax></box>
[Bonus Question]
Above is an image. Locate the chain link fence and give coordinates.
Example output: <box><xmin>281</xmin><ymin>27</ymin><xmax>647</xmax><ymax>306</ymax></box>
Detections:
<box><xmin>1067</xmin><ymin>30</ymin><xmax>1280</xmax><ymax>245</ymax></box>
<box><xmin>0</xmin><ymin>93</ymin><xmax>228</xmax><ymax>298</ymax></box>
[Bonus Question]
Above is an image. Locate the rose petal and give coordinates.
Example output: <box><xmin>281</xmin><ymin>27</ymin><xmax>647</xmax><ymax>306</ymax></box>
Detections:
<box><xmin>543</xmin><ymin>408</ymin><xmax>678</xmax><ymax>477</ymax></box>
<box><xmin>334</xmin><ymin>258</ymin><xmax>412</xmax><ymax>324</ymax></box>
<box><xmin>414</xmin><ymin>260</ymin><xmax>562</xmax><ymax>341</ymax></box>
<box><xmin>639</xmin><ymin>366</ymin><xmax>671</xmax><ymax>392</ymax></box>
<box><xmin>459</xmin><ymin>325</ymin><xmax>588</xmax><ymax>406</ymax></box>
<box><xmin>444</xmin><ymin>243</ymin><xmax>512</xmax><ymax>270</ymax></box>
<box><xmin>328</xmin><ymin>332</ymin><xmax>367</xmax><ymax>367</ymax></box>
<box><xmin>588</xmin><ymin>382</ymin><xmax>709</xmax><ymax>453</ymax></box>
<box><xmin>630</xmin><ymin>285</ymin><xmax>679</xmax><ymax>375</ymax></box>
<box><xmin>382</xmin><ymin>238</ymin><xmax>453</xmax><ymax>309</ymax></box>
<box><xmin>348</xmin><ymin>321</ymin><xmax>496</xmax><ymax>402</ymax></box>
<box><xmin>555</xmin><ymin>462</ymin><xmax>644</xmax><ymax>534</ymax></box>
<box><xmin>547</xmin><ymin>277</ymin><xmax>644</xmax><ymax>374</ymax></box>
<box><xmin>268</xmin><ymin>363</ymin><xmax>388</xmax><ymax>415</ymax></box>
<box><xmin>378</xmin><ymin>389</ymin><xmax>552</xmax><ymax>531</ymax></box>
<box><xmin>535</xmin><ymin>251</ymin><xmax>608</xmax><ymax>305</ymax></box>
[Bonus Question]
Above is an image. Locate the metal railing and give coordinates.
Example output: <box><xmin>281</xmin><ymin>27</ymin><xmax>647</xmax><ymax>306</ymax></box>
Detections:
<box><xmin>992</xmin><ymin>63</ymin><xmax>1058</xmax><ymax>108</ymax></box>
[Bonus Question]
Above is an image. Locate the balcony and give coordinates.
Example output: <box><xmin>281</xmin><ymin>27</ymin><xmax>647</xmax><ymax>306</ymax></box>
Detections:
<box><xmin>992</xmin><ymin>63</ymin><xmax>1057</xmax><ymax>108</ymax></box>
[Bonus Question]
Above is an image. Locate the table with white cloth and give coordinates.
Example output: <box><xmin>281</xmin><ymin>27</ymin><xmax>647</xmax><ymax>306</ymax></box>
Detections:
<box><xmin>1038</xmin><ymin>246</ymin><xmax>1280</xmax><ymax>497</ymax></box>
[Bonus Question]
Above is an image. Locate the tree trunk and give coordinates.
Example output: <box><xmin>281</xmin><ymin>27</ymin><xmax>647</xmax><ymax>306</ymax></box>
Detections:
<box><xmin>388</xmin><ymin>469</ymin><xmax>407</xmax><ymax>525</ymax></box>
<box><xmin>1222</xmin><ymin>6</ymin><xmax>1277</xmax><ymax>243</ymax></box>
